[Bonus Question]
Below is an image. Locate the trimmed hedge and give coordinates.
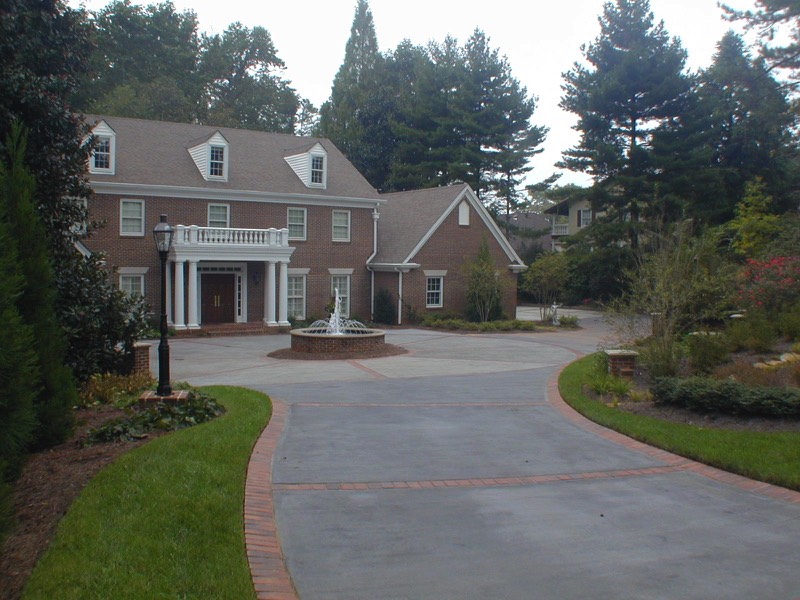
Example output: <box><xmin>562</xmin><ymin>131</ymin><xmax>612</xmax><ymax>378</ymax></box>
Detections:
<box><xmin>652</xmin><ymin>376</ymin><xmax>800</xmax><ymax>418</ymax></box>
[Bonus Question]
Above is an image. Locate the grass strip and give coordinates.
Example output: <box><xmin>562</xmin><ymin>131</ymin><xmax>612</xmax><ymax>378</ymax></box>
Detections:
<box><xmin>23</xmin><ymin>386</ymin><xmax>271</xmax><ymax>599</ymax></box>
<box><xmin>560</xmin><ymin>355</ymin><xmax>800</xmax><ymax>491</ymax></box>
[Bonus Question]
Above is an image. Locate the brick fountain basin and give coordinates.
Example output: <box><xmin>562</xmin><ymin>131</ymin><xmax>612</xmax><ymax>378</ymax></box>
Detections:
<box><xmin>289</xmin><ymin>328</ymin><xmax>386</xmax><ymax>354</ymax></box>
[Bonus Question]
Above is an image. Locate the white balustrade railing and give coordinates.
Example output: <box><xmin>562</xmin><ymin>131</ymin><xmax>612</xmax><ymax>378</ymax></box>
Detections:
<box><xmin>551</xmin><ymin>223</ymin><xmax>569</xmax><ymax>236</ymax></box>
<box><xmin>173</xmin><ymin>225</ymin><xmax>289</xmax><ymax>247</ymax></box>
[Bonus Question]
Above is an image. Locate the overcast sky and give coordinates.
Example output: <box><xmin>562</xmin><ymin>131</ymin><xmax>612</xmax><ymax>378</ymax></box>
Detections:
<box><xmin>71</xmin><ymin>0</ymin><xmax>758</xmax><ymax>187</ymax></box>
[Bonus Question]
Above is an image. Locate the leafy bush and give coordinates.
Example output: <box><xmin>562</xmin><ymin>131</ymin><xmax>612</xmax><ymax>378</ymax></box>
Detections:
<box><xmin>558</xmin><ymin>315</ymin><xmax>579</xmax><ymax>327</ymax></box>
<box><xmin>685</xmin><ymin>332</ymin><xmax>730</xmax><ymax>374</ymax></box>
<box><xmin>421</xmin><ymin>315</ymin><xmax>536</xmax><ymax>332</ymax></box>
<box><xmin>85</xmin><ymin>389</ymin><xmax>225</xmax><ymax>445</ymax></box>
<box><xmin>737</xmin><ymin>256</ymin><xmax>800</xmax><ymax>313</ymax></box>
<box><xmin>777</xmin><ymin>304</ymin><xmax>800</xmax><ymax>341</ymax></box>
<box><xmin>726</xmin><ymin>312</ymin><xmax>777</xmax><ymax>352</ymax></box>
<box><xmin>373</xmin><ymin>288</ymin><xmax>396</xmax><ymax>325</ymax></box>
<box><xmin>587</xmin><ymin>354</ymin><xmax>631</xmax><ymax>399</ymax></box>
<box><xmin>79</xmin><ymin>372</ymin><xmax>155</xmax><ymax>407</ymax></box>
<box><xmin>652</xmin><ymin>376</ymin><xmax>800</xmax><ymax>417</ymax></box>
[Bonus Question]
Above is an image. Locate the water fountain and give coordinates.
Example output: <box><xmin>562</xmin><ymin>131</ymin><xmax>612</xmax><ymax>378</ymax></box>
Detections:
<box><xmin>289</xmin><ymin>289</ymin><xmax>387</xmax><ymax>355</ymax></box>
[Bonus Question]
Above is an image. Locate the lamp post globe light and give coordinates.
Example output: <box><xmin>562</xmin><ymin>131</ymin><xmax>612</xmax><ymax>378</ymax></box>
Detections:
<box><xmin>153</xmin><ymin>214</ymin><xmax>174</xmax><ymax>396</ymax></box>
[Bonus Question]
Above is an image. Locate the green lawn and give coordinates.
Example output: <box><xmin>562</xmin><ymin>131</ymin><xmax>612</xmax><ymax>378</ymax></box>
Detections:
<box><xmin>23</xmin><ymin>386</ymin><xmax>271</xmax><ymax>600</ymax></box>
<box><xmin>560</xmin><ymin>355</ymin><xmax>800</xmax><ymax>491</ymax></box>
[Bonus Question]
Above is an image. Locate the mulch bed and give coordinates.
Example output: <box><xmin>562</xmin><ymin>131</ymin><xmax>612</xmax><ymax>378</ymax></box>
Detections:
<box><xmin>0</xmin><ymin>406</ymin><xmax>167</xmax><ymax>600</ymax></box>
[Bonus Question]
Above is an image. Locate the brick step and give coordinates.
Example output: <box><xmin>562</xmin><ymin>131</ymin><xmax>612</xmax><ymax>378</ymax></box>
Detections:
<box><xmin>171</xmin><ymin>324</ymin><xmax>292</xmax><ymax>338</ymax></box>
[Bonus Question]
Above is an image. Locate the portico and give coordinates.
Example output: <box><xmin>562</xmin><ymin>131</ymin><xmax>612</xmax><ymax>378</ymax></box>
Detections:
<box><xmin>166</xmin><ymin>224</ymin><xmax>294</xmax><ymax>329</ymax></box>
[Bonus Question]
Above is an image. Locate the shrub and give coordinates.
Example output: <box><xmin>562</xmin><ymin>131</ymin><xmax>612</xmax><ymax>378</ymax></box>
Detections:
<box><xmin>737</xmin><ymin>256</ymin><xmax>800</xmax><ymax>314</ymax></box>
<box><xmin>373</xmin><ymin>288</ymin><xmax>396</xmax><ymax>325</ymax></box>
<box><xmin>726</xmin><ymin>312</ymin><xmax>777</xmax><ymax>353</ymax></box>
<box><xmin>559</xmin><ymin>315</ymin><xmax>579</xmax><ymax>327</ymax></box>
<box><xmin>79</xmin><ymin>372</ymin><xmax>155</xmax><ymax>407</ymax></box>
<box><xmin>685</xmin><ymin>332</ymin><xmax>730</xmax><ymax>374</ymax></box>
<box><xmin>652</xmin><ymin>376</ymin><xmax>800</xmax><ymax>418</ymax></box>
<box><xmin>421</xmin><ymin>315</ymin><xmax>536</xmax><ymax>332</ymax></box>
<box><xmin>85</xmin><ymin>389</ymin><xmax>225</xmax><ymax>445</ymax></box>
<box><xmin>777</xmin><ymin>304</ymin><xmax>800</xmax><ymax>341</ymax></box>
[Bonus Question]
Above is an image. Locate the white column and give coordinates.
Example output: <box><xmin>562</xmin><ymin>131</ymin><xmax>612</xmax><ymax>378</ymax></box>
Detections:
<box><xmin>265</xmin><ymin>261</ymin><xmax>277</xmax><ymax>325</ymax></box>
<box><xmin>173</xmin><ymin>260</ymin><xmax>185</xmax><ymax>329</ymax></box>
<box><xmin>166</xmin><ymin>260</ymin><xmax>173</xmax><ymax>325</ymax></box>
<box><xmin>187</xmin><ymin>260</ymin><xmax>199</xmax><ymax>329</ymax></box>
<box><xmin>278</xmin><ymin>261</ymin><xmax>289</xmax><ymax>326</ymax></box>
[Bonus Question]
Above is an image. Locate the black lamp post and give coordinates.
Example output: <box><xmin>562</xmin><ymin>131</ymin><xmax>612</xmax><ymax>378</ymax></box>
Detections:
<box><xmin>153</xmin><ymin>214</ymin><xmax>174</xmax><ymax>396</ymax></box>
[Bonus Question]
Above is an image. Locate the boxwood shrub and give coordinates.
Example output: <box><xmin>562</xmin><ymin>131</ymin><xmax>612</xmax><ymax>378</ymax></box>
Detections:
<box><xmin>652</xmin><ymin>376</ymin><xmax>800</xmax><ymax>418</ymax></box>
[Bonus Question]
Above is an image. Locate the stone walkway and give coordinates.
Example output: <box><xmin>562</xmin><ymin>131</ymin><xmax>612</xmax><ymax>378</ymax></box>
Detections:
<box><xmin>167</xmin><ymin>314</ymin><xmax>800</xmax><ymax>599</ymax></box>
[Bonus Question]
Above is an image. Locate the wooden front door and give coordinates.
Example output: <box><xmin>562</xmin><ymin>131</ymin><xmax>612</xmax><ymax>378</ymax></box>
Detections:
<box><xmin>201</xmin><ymin>274</ymin><xmax>236</xmax><ymax>324</ymax></box>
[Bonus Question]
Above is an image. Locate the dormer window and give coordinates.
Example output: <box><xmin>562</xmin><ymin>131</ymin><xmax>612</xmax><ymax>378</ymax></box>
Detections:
<box><xmin>88</xmin><ymin>120</ymin><xmax>116</xmax><ymax>175</ymax></box>
<box><xmin>209</xmin><ymin>145</ymin><xmax>225</xmax><ymax>178</ymax></box>
<box><xmin>311</xmin><ymin>156</ymin><xmax>324</xmax><ymax>184</ymax></box>
<box><xmin>284</xmin><ymin>142</ymin><xmax>327</xmax><ymax>189</ymax></box>
<box><xmin>188</xmin><ymin>131</ymin><xmax>229</xmax><ymax>181</ymax></box>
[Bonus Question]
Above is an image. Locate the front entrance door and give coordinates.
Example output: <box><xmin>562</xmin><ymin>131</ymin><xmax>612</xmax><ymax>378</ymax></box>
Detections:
<box><xmin>201</xmin><ymin>274</ymin><xmax>236</xmax><ymax>323</ymax></box>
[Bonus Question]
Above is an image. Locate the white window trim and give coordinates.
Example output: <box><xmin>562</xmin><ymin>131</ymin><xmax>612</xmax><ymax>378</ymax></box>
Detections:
<box><xmin>120</xmin><ymin>199</ymin><xmax>145</xmax><ymax>237</ymax></box>
<box><xmin>330</xmin><ymin>274</ymin><xmax>351</xmax><ymax>317</ymax></box>
<box><xmin>88</xmin><ymin>122</ymin><xmax>116</xmax><ymax>175</ymax></box>
<box><xmin>578</xmin><ymin>208</ymin><xmax>592</xmax><ymax>228</ymax></box>
<box><xmin>208</xmin><ymin>203</ymin><xmax>230</xmax><ymax>228</ymax></box>
<box><xmin>287</xmin><ymin>207</ymin><xmax>307</xmax><ymax>241</ymax></box>
<box><xmin>308</xmin><ymin>153</ymin><xmax>327</xmax><ymax>188</ymax></box>
<box><xmin>332</xmin><ymin>209</ymin><xmax>351</xmax><ymax>242</ymax></box>
<box><xmin>287</xmin><ymin>274</ymin><xmax>307</xmax><ymax>320</ymax></box>
<box><xmin>426</xmin><ymin>276</ymin><xmax>444</xmax><ymax>308</ymax></box>
<box><xmin>118</xmin><ymin>267</ymin><xmax>148</xmax><ymax>297</ymax></box>
<box><xmin>208</xmin><ymin>144</ymin><xmax>228</xmax><ymax>180</ymax></box>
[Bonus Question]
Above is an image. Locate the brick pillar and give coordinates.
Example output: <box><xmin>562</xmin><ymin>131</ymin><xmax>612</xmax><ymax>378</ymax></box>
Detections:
<box><xmin>605</xmin><ymin>349</ymin><xmax>638</xmax><ymax>378</ymax></box>
<box><xmin>133</xmin><ymin>342</ymin><xmax>152</xmax><ymax>376</ymax></box>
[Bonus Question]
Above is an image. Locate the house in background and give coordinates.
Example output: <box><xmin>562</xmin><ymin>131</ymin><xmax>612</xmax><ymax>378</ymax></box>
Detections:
<box><xmin>544</xmin><ymin>197</ymin><xmax>595</xmax><ymax>251</ymax></box>
<box><xmin>82</xmin><ymin>115</ymin><xmax>525</xmax><ymax>330</ymax></box>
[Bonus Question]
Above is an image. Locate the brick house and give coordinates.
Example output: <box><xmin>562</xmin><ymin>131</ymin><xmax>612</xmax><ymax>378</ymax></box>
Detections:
<box><xmin>82</xmin><ymin>115</ymin><xmax>525</xmax><ymax>329</ymax></box>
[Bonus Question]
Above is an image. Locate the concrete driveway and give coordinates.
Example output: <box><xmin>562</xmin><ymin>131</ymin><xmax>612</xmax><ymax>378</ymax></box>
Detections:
<box><xmin>167</xmin><ymin>313</ymin><xmax>800</xmax><ymax>599</ymax></box>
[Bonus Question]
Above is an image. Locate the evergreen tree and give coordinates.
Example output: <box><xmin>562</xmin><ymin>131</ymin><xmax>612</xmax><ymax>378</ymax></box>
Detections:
<box><xmin>653</xmin><ymin>32</ymin><xmax>796</xmax><ymax>224</ymax></box>
<box><xmin>723</xmin><ymin>0</ymin><xmax>800</xmax><ymax>88</ymax></box>
<box><xmin>319</xmin><ymin>0</ymin><xmax>396</xmax><ymax>189</ymax></box>
<box><xmin>560</xmin><ymin>0</ymin><xmax>691</xmax><ymax>245</ymax></box>
<box><xmin>388</xmin><ymin>31</ymin><xmax>545</xmax><ymax>204</ymax></box>
<box><xmin>0</xmin><ymin>0</ymin><xmax>149</xmax><ymax>382</ymax></box>
<box><xmin>0</xmin><ymin>164</ymin><xmax>38</xmax><ymax>485</ymax></box>
<box><xmin>1</xmin><ymin>125</ymin><xmax>77</xmax><ymax>448</ymax></box>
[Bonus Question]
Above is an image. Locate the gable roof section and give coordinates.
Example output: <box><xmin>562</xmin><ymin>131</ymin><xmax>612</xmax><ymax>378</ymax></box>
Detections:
<box><xmin>84</xmin><ymin>115</ymin><xmax>380</xmax><ymax>203</ymax></box>
<box><xmin>371</xmin><ymin>183</ymin><xmax>525</xmax><ymax>268</ymax></box>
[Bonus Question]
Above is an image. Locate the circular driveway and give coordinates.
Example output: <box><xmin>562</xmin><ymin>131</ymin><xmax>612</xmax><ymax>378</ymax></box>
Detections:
<box><xmin>167</xmin><ymin>317</ymin><xmax>800</xmax><ymax>599</ymax></box>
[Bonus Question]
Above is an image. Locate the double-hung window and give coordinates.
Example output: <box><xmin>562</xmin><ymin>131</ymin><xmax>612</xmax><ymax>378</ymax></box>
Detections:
<box><xmin>209</xmin><ymin>145</ymin><xmax>225</xmax><ymax>178</ymax></box>
<box><xmin>426</xmin><ymin>277</ymin><xmax>443</xmax><ymax>308</ymax></box>
<box><xmin>331</xmin><ymin>275</ymin><xmax>350</xmax><ymax>317</ymax></box>
<box><xmin>119</xmin><ymin>274</ymin><xmax>144</xmax><ymax>297</ymax></box>
<box><xmin>120</xmin><ymin>199</ymin><xmax>144</xmax><ymax>236</ymax></box>
<box><xmin>208</xmin><ymin>203</ymin><xmax>230</xmax><ymax>228</ymax></box>
<box><xmin>93</xmin><ymin>137</ymin><xmax>112</xmax><ymax>170</ymax></box>
<box><xmin>288</xmin><ymin>207</ymin><xmax>307</xmax><ymax>240</ymax></box>
<box><xmin>287</xmin><ymin>275</ymin><xmax>306</xmax><ymax>320</ymax></box>
<box><xmin>578</xmin><ymin>208</ymin><xmax>592</xmax><ymax>228</ymax></box>
<box><xmin>332</xmin><ymin>210</ymin><xmax>350</xmax><ymax>242</ymax></box>
<box><xmin>311</xmin><ymin>155</ymin><xmax>325</xmax><ymax>185</ymax></box>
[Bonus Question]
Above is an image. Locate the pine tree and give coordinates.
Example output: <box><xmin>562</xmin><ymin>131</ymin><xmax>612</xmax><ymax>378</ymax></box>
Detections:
<box><xmin>560</xmin><ymin>0</ymin><xmax>691</xmax><ymax>245</ymax></box>
<box><xmin>1</xmin><ymin>124</ymin><xmax>77</xmax><ymax>448</ymax></box>
<box><xmin>319</xmin><ymin>0</ymin><xmax>395</xmax><ymax>189</ymax></box>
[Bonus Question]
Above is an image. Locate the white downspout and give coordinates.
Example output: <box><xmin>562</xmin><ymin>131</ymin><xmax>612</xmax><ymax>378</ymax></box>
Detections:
<box><xmin>367</xmin><ymin>206</ymin><xmax>379</xmax><ymax>320</ymax></box>
<box><xmin>397</xmin><ymin>269</ymin><xmax>403</xmax><ymax>326</ymax></box>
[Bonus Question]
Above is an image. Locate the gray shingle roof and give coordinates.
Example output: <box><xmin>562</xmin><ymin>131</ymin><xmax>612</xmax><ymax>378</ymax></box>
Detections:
<box><xmin>85</xmin><ymin>114</ymin><xmax>380</xmax><ymax>200</ymax></box>
<box><xmin>371</xmin><ymin>184</ymin><xmax>469</xmax><ymax>264</ymax></box>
